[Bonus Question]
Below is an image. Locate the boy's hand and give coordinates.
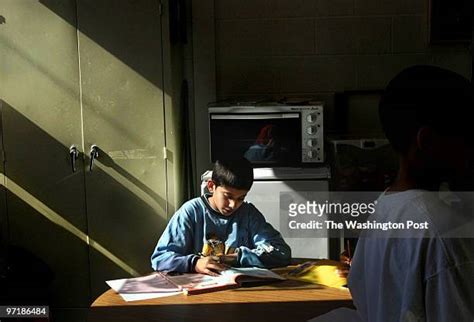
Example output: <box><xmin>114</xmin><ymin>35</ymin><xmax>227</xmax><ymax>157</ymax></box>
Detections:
<box><xmin>219</xmin><ymin>253</ymin><xmax>238</xmax><ymax>266</ymax></box>
<box><xmin>340</xmin><ymin>250</ymin><xmax>352</xmax><ymax>266</ymax></box>
<box><xmin>336</xmin><ymin>263</ymin><xmax>351</xmax><ymax>279</ymax></box>
<box><xmin>195</xmin><ymin>256</ymin><xmax>228</xmax><ymax>276</ymax></box>
<box><xmin>337</xmin><ymin>250</ymin><xmax>352</xmax><ymax>279</ymax></box>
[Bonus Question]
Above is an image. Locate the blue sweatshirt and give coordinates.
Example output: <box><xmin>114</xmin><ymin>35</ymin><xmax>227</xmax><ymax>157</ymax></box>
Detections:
<box><xmin>151</xmin><ymin>195</ymin><xmax>291</xmax><ymax>272</ymax></box>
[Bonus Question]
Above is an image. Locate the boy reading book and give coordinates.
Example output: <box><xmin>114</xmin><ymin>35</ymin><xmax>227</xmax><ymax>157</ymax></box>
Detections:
<box><xmin>151</xmin><ymin>158</ymin><xmax>291</xmax><ymax>276</ymax></box>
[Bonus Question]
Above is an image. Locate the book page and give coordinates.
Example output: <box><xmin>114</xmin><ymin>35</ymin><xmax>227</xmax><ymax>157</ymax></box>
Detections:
<box><xmin>166</xmin><ymin>267</ymin><xmax>285</xmax><ymax>291</ymax></box>
<box><xmin>167</xmin><ymin>273</ymin><xmax>233</xmax><ymax>290</ymax></box>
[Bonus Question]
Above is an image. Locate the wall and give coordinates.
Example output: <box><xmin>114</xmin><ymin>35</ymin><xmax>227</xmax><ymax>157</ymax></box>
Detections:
<box><xmin>192</xmin><ymin>0</ymin><xmax>472</xmax><ymax>183</ymax></box>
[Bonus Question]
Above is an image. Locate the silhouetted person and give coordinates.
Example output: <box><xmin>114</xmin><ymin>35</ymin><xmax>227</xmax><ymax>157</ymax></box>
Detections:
<box><xmin>314</xmin><ymin>65</ymin><xmax>474</xmax><ymax>322</ymax></box>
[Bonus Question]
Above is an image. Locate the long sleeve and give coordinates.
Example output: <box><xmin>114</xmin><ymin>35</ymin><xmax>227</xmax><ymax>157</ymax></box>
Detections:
<box><xmin>238</xmin><ymin>207</ymin><xmax>291</xmax><ymax>268</ymax></box>
<box><xmin>425</xmin><ymin>258</ymin><xmax>474</xmax><ymax>321</ymax></box>
<box><xmin>150</xmin><ymin>206</ymin><xmax>198</xmax><ymax>273</ymax></box>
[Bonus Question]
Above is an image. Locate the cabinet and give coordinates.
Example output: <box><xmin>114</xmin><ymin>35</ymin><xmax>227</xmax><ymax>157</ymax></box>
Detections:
<box><xmin>0</xmin><ymin>0</ymin><xmax>176</xmax><ymax>311</ymax></box>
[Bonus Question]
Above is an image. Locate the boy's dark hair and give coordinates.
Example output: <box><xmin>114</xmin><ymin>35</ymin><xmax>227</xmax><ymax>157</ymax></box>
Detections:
<box><xmin>212</xmin><ymin>158</ymin><xmax>254</xmax><ymax>191</ymax></box>
<box><xmin>379</xmin><ymin>65</ymin><xmax>473</xmax><ymax>154</ymax></box>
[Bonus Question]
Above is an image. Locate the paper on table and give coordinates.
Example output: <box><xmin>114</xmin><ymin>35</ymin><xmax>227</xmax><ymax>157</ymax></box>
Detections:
<box><xmin>107</xmin><ymin>273</ymin><xmax>180</xmax><ymax>293</ymax></box>
<box><xmin>116</xmin><ymin>291</ymin><xmax>182</xmax><ymax>302</ymax></box>
<box><xmin>106</xmin><ymin>277</ymin><xmax>182</xmax><ymax>302</ymax></box>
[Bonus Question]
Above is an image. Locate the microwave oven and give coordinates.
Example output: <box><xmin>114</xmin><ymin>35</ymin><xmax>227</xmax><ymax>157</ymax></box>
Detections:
<box><xmin>209</xmin><ymin>105</ymin><xmax>324</xmax><ymax>167</ymax></box>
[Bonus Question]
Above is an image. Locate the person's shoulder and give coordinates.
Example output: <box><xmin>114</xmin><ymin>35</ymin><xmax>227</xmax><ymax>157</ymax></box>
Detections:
<box><xmin>239</xmin><ymin>200</ymin><xmax>257</xmax><ymax>211</ymax></box>
<box><xmin>377</xmin><ymin>190</ymin><xmax>447</xmax><ymax>217</ymax></box>
<box><xmin>415</xmin><ymin>192</ymin><xmax>469</xmax><ymax>234</ymax></box>
<box><xmin>238</xmin><ymin>201</ymin><xmax>265</xmax><ymax>219</ymax></box>
<box><xmin>174</xmin><ymin>197</ymin><xmax>207</xmax><ymax>218</ymax></box>
<box><xmin>378</xmin><ymin>189</ymin><xmax>425</xmax><ymax>205</ymax></box>
<box><xmin>181</xmin><ymin>196</ymin><xmax>205</xmax><ymax>208</ymax></box>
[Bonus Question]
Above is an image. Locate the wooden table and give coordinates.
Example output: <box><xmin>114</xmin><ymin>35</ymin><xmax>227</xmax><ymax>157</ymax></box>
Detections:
<box><xmin>89</xmin><ymin>280</ymin><xmax>353</xmax><ymax>322</ymax></box>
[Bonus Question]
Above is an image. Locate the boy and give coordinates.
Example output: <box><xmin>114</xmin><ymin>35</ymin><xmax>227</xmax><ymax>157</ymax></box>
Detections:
<box><xmin>151</xmin><ymin>158</ymin><xmax>291</xmax><ymax>276</ymax></box>
<box><xmin>314</xmin><ymin>65</ymin><xmax>474</xmax><ymax>322</ymax></box>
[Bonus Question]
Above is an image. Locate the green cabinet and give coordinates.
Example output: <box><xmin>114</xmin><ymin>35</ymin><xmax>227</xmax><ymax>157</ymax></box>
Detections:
<box><xmin>0</xmin><ymin>0</ymin><xmax>173</xmax><ymax>310</ymax></box>
<box><xmin>77</xmin><ymin>0</ymin><xmax>168</xmax><ymax>298</ymax></box>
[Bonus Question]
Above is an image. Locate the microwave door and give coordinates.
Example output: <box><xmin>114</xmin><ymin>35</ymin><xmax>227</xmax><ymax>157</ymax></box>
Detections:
<box><xmin>210</xmin><ymin>113</ymin><xmax>302</xmax><ymax>166</ymax></box>
<box><xmin>210</xmin><ymin>113</ymin><xmax>299</xmax><ymax>120</ymax></box>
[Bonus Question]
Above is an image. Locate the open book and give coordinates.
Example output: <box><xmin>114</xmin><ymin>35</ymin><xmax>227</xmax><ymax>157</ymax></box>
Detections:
<box><xmin>168</xmin><ymin>267</ymin><xmax>285</xmax><ymax>295</ymax></box>
<box><xmin>108</xmin><ymin>267</ymin><xmax>285</xmax><ymax>297</ymax></box>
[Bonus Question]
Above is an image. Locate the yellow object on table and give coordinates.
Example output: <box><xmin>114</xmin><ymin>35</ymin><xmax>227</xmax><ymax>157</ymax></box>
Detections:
<box><xmin>283</xmin><ymin>259</ymin><xmax>348</xmax><ymax>288</ymax></box>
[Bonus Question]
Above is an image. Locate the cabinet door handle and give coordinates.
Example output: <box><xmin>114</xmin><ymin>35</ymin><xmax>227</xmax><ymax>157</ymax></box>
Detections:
<box><xmin>89</xmin><ymin>145</ymin><xmax>99</xmax><ymax>171</ymax></box>
<box><xmin>69</xmin><ymin>145</ymin><xmax>79</xmax><ymax>173</ymax></box>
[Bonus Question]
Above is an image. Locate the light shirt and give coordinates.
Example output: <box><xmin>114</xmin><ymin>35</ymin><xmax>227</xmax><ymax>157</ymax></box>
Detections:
<box><xmin>313</xmin><ymin>190</ymin><xmax>474</xmax><ymax>322</ymax></box>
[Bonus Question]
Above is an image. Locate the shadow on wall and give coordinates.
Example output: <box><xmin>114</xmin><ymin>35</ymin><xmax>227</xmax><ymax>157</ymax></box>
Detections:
<box><xmin>0</xmin><ymin>100</ymin><xmax>167</xmax><ymax>306</ymax></box>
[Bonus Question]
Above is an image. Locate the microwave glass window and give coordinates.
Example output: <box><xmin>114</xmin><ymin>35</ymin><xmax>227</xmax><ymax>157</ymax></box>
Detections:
<box><xmin>210</xmin><ymin>117</ymin><xmax>301</xmax><ymax>166</ymax></box>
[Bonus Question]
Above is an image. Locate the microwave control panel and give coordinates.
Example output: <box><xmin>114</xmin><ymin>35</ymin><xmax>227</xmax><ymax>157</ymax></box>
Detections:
<box><xmin>297</xmin><ymin>106</ymin><xmax>324</xmax><ymax>163</ymax></box>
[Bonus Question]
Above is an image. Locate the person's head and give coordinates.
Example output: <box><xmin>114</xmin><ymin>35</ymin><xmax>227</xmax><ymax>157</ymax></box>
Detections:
<box><xmin>379</xmin><ymin>65</ymin><xmax>474</xmax><ymax>189</ymax></box>
<box><xmin>255</xmin><ymin>124</ymin><xmax>274</xmax><ymax>145</ymax></box>
<box><xmin>207</xmin><ymin>158</ymin><xmax>254</xmax><ymax>216</ymax></box>
<box><xmin>255</xmin><ymin>124</ymin><xmax>281</xmax><ymax>146</ymax></box>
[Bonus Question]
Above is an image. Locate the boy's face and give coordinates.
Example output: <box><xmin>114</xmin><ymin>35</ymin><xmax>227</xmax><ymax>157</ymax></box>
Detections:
<box><xmin>207</xmin><ymin>180</ymin><xmax>248</xmax><ymax>216</ymax></box>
